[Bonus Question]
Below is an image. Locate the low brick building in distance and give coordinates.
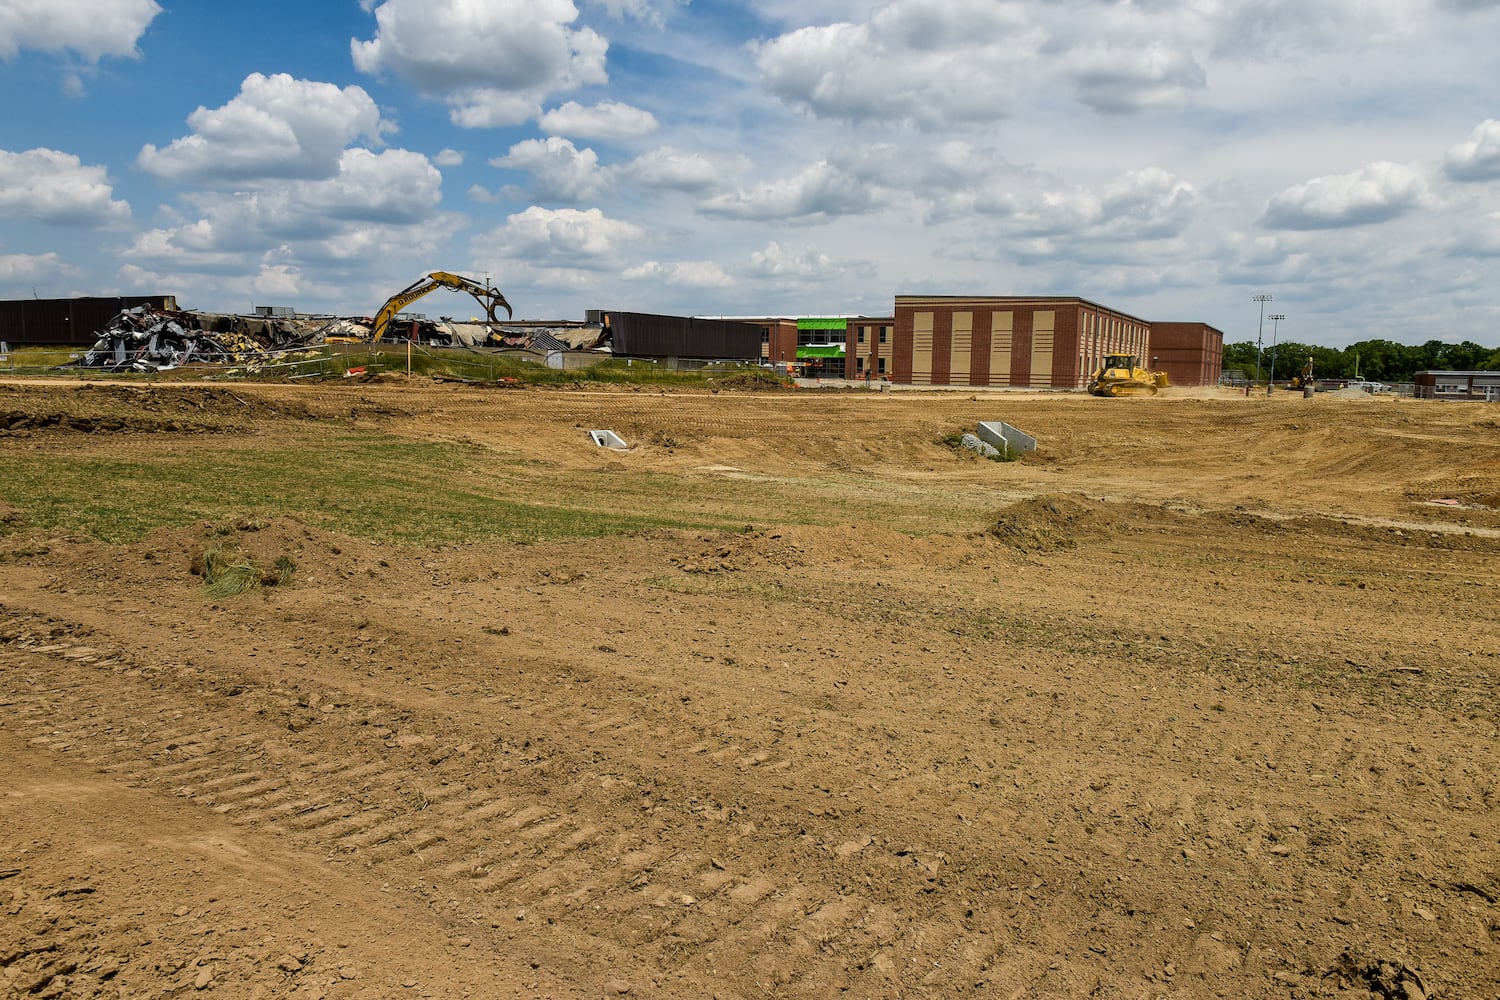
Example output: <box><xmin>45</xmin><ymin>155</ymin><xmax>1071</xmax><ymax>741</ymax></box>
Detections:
<box><xmin>892</xmin><ymin>295</ymin><xmax>1152</xmax><ymax>388</ymax></box>
<box><xmin>1150</xmin><ymin>321</ymin><xmax>1224</xmax><ymax>387</ymax></box>
<box><xmin>1413</xmin><ymin>370</ymin><xmax>1500</xmax><ymax>401</ymax></box>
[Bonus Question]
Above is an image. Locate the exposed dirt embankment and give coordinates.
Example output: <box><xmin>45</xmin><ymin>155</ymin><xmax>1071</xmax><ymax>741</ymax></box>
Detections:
<box><xmin>1</xmin><ymin>380</ymin><xmax>1497</xmax><ymax>999</ymax></box>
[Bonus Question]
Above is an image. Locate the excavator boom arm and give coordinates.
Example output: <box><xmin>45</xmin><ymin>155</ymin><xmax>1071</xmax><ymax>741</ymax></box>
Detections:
<box><xmin>371</xmin><ymin>272</ymin><xmax>513</xmax><ymax>342</ymax></box>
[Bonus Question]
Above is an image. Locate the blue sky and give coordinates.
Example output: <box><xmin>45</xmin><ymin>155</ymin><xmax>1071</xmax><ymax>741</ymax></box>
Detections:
<box><xmin>2</xmin><ymin>0</ymin><xmax>1500</xmax><ymax>349</ymax></box>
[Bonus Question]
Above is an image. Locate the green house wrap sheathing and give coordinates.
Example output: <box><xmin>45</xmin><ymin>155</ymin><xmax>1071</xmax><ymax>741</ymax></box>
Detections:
<box><xmin>797</xmin><ymin>317</ymin><xmax>847</xmax><ymax>331</ymax></box>
<box><xmin>796</xmin><ymin>346</ymin><xmax>846</xmax><ymax>358</ymax></box>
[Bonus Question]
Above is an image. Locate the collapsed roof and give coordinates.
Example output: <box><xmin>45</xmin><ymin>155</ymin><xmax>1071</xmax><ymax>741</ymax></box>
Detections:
<box><xmin>72</xmin><ymin>305</ymin><xmax>321</xmax><ymax>372</ymax></box>
<box><xmin>68</xmin><ymin>306</ymin><xmax>609</xmax><ymax>371</ymax></box>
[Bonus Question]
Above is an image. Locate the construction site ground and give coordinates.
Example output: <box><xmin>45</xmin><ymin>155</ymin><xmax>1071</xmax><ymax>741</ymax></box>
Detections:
<box><xmin>1</xmin><ymin>378</ymin><xmax>1497</xmax><ymax>1000</ymax></box>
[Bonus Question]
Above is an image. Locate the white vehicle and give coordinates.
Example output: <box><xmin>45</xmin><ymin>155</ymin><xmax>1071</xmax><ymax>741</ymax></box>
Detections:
<box><xmin>1345</xmin><ymin>380</ymin><xmax>1388</xmax><ymax>393</ymax></box>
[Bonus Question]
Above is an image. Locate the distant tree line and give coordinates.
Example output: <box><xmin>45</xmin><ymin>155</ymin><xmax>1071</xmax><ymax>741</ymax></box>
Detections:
<box><xmin>1221</xmin><ymin>338</ymin><xmax>1500</xmax><ymax>383</ymax></box>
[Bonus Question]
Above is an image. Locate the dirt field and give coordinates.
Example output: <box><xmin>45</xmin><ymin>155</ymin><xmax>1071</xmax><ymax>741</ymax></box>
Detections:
<box><xmin>1</xmin><ymin>378</ymin><xmax>1497</xmax><ymax>999</ymax></box>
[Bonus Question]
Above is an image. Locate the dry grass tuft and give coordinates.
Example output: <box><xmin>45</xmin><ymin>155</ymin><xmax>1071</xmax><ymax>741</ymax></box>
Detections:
<box><xmin>193</xmin><ymin>544</ymin><xmax>296</xmax><ymax>597</ymax></box>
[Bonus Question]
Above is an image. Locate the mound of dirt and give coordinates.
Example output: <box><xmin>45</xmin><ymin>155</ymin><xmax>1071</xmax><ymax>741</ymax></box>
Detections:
<box><xmin>671</xmin><ymin>522</ymin><xmax>977</xmax><ymax>574</ymax></box>
<box><xmin>986</xmin><ymin>493</ymin><xmax>1118</xmax><ymax>551</ymax></box>
<box><xmin>707</xmin><ymin>373</ymin><xmax>796</xmax><ymax>392</ymax></box>
<box><xmin>674</xmin><ymin>527</ymin><xmax>814</xmax><ymax>573</ymax></box>
<box><xmin>0</xmin><ymin>383</ymin><xmax>325</xmax><ymax>435</ymax></box>
<box><xmin>0</xmin><ymin>409</ymin><xmax>220</xmax><ymax>435</ymax></box>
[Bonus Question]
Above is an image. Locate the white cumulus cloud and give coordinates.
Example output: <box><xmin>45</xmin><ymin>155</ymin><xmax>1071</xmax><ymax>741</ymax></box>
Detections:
<box><xmin>0</xmin><ymin>251</ymin><xmax>73</xmax><ymax>285</ymax></box>
<box><xmin>137</xmin><ymin>73</ymin><xmax>391</xmax><ymax>184</ymax></box>
<box><xmin>618</xmin><ymin>147</ymin><xmax>748</xmax><ymax>193</ymax></box>
<box><xmin>0</xmin><ymin>147</ymin><xmax>130</xmax><ymax>226</ymax></box>
<box><xmin>753</xmin><ymin>0</ymin><xmax>1039</xmax><ymax>127</ymax></box>
<box><xmin>700</xmin><ymin>161</ymin><xmax>881</xmax><ymax>221</ymax></box>
<box><xmin>1067</xmin><ymin>43</ymin><xmax>1206</xmax><ymax>114</ymax></box>
<box><xmin>352</xmin><ymin>0</ymin><xmax>608</xmax><ymax>128</ymax></box>
<box><xmin>491</xmin><ymin>137</ymin><xmax>608</xmax><ymax>202</ymax></box>
<box><xmin>749</xmin><ymin>241</ymin><xmax>841</xmax><ymax>280</ymax></box>
<box><xmin>474</xmin><ymin>206</ymin><xmax>644</xmax><ymax>266</ymax></box>
<box><xmin>539</xmin><ymin>100</ymin><xmax>658</xmax><ymax>141</ymax></box>
<box><xmin>1443</xmin><ymin>119</ymin><xmax>1500</xmax><ymax>182</ymax></box>
<box><xmin>295</xmin><ymin>149</ymin><xmax>443</xmax><ymax>223</ymax></box>
<box><xmin>0</xmin><ymin>0</ymin><xmax>161</xmax><ymax>62</ymax></box>
<box><xmin>1262</xmin><ymin>162</ymin><xmax>1430</xmax><ymax>230</ymax></box>
<box><xmin>1096</xmin><ymin>168</ymin><xmax>1200</xmax><ymax>239</ymax></box>
<box><xmin>622</xmin><ymin>260</ymin><xmax>732</xmax><ymax>286</ymax></box>
<box><xmin>123</xmin><ymin>149</ymin><xmax>443</xmax><ymax>268</ymax></box>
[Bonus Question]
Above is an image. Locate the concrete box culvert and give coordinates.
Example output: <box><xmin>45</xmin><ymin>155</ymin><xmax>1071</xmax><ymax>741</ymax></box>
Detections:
<box><xmin>589</xmin><ymin>429</ymin><xmax>628</xmax><ymax>449</ymax></box>
<box><xmin>976</xmin><ymin>421</ymin><xmax>1037</xmax><ymax>456</ymax></box>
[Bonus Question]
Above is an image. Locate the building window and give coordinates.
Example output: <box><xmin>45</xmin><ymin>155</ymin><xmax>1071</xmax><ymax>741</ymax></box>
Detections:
<box><xmin>799</xmin><ymin>329</ymin><xmax>844</xmax><ymax>345</ymax></box>
<box><xmin>761</xmin><ymin>328</ymin><xmax>770</xmax><ymax>343</ymax></box>
<box><xmin>879</xmin><ymin>326</ymin><xmax>889</xmax><ymax>343</ymax></box>
<box><xmin>857</xmin><ymin>326</ymin><xmax>866</xmax><ymax>344</ymax></box>
<box><xmin>878</xmin><ymin>357</ymin><xmax>887</xmax><ymax>375</ymax></box>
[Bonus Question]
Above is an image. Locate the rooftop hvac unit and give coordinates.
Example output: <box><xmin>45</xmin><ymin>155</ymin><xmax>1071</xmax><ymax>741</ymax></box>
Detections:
<box><xmin>585</xmin><ymin>309</ymin><xmax>604</xmax><ymax>324</ymax></box>
<box><xmin>254</xmin><ymin>305</ymin><xmax>295</xmax><ymax>317</ymax></box>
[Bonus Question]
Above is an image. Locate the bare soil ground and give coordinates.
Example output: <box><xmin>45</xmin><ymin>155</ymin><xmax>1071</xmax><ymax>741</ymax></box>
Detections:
<box><xmin>1</xmin><ymin>379</ymin><xmax>1497</xmax><ymax>1000</ymax></box>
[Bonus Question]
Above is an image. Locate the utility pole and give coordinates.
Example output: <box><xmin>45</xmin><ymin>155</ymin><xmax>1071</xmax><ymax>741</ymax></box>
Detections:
<box><xmin>1253</xmin><ymin>294</ymin><xmax>1273</xmax><ymax>384</ymax></box>
<box><xmin>1266</xmin><ymin>314</ymin><xmax>1285</xmax><ymax>395</ymax></box>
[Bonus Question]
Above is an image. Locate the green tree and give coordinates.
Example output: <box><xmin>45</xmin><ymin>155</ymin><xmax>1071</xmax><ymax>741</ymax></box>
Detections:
<box><xmin>1222</xmin><ymin>341</ymin><xmax>1258</xmax><ymax>377</ymax></box>
<box><xmin>1265</xmin><ymin>340</ymin><xmax>1316</xmax><ymax>382</ymax></box>
<box><xmin>1310</xmin><ymin>345</ymin><xmax>1344</xmax><ymax>380</ymax></box>
<box><xmin>1441</xmin><ymin>341</ymin><xmax>1491</xmax><ymax>370</ymax></box>
<box><xmin>1344</xmin><ymin>339</ymin><xmax>1408</xmax><ymax>381</ymax></box>
<box><xmin>1222</xmin><ymin>337</ymin><xmax>1500</xmax><ymax>381</ymax></box>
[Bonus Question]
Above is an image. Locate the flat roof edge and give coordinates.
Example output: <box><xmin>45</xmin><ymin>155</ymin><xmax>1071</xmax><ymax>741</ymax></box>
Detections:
<box><xmin>893</xmin><ymin>294</ymin><xmax>1151</xmax><ymax>324</ymax></box>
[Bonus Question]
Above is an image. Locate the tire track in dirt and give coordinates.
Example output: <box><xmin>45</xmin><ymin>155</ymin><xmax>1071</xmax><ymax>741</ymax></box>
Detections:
<box><xmin>0</xmin><ymin>609</ymin><xmax>1021</xmax><ymax>996</ymax></box>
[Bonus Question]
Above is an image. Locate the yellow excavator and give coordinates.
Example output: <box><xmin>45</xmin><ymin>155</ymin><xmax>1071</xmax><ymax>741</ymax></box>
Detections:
<box><xmin>368</xmin><ymin>271</ymin><xmax>513</xmax><ymax>343</ymax></box>
<box><xmin>1088</xmin><ymin>354</ymin><xmax>1169</xmax><ymax>397</ymax></box>
<box><xmin>1289</xmin><ymin>355</ymin><xmax>1315</xmax><ymax>390</ymax></box>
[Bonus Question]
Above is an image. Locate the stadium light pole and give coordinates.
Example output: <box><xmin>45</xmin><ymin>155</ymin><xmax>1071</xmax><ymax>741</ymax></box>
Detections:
<box><xmin>1266</xmin><ymin>314</ymin><xmax>1285</xmax><ymax>395</ymax></box>
<box><xmin>1253</xmin><ymin>294</ymin><xmax>1273</xmax><ymax>384</ymax></box>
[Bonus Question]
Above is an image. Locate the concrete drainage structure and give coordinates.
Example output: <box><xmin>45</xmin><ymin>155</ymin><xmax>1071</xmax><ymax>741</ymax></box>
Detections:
<box><xmin>976</xmin><ymin>421</ymin><xmax>1037</xmax><ymax>457</ymax></box>
<box><xmin>589</xmin><ymin>429</ymin><xmax>628</xmax><ymax>449</ymax></box>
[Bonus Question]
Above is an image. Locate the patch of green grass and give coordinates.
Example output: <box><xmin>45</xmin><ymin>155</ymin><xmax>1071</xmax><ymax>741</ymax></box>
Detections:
<box><xmin>0</xmin><ymin>433</ymin><xmax>726</xmax><ymax>545</ymax></box>
<box><xmin>315</xmin><ymin>349</ymin><xmax>785</xmax><ymax>389</ymax></box>
<box><xmin>2</xmin><ymin>346</ymin><xmax>87</xmax><ymax>374</ymax></box>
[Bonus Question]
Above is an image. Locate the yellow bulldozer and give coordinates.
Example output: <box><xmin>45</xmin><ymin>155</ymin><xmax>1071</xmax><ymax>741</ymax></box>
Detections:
<box><xmin>1087</xmin><ymin>354</ymin><xmax>1169</xmax><ymax>397</ymax></box>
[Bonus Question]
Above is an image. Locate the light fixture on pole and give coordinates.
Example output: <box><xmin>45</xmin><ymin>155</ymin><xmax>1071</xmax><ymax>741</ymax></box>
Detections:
<box><xmin>1266</xmin><ymin>314</ymin><xmax>1285</xmax><ymax>395</ymax></box>
<box><xmin>1253</xmin><ymin>294</ymin><xmax>1273</xmax><ymax>383</ymax></box>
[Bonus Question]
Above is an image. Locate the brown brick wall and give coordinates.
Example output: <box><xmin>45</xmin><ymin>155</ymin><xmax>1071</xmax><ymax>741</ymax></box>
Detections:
<box><xmin>893</xmin><ymin>296</ymin><xmax>1152</xmax><ymax>388</ymax></box>
<box><xmin>1151</xmin><ymin>322</ymin><xmax>1224</xmax><ymax>386</ymax></box>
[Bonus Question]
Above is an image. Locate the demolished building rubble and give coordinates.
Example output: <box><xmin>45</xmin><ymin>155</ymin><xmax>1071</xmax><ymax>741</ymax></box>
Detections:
<box><xmin>68</xmin><ymin>305</ymin><xmax>612</xmax><ymax>373</ymax></box>
<box><xmin>72</xmin><ymin>305</ymin><xmax>322</xmax><ymax>372</ymax></box>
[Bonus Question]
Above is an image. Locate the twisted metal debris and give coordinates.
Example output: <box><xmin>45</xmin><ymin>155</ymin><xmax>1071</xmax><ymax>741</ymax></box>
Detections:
<box><xmin>72</xmin><ymin>306</ymin><xmax>320</xmax><ymax>371</ymax></box>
